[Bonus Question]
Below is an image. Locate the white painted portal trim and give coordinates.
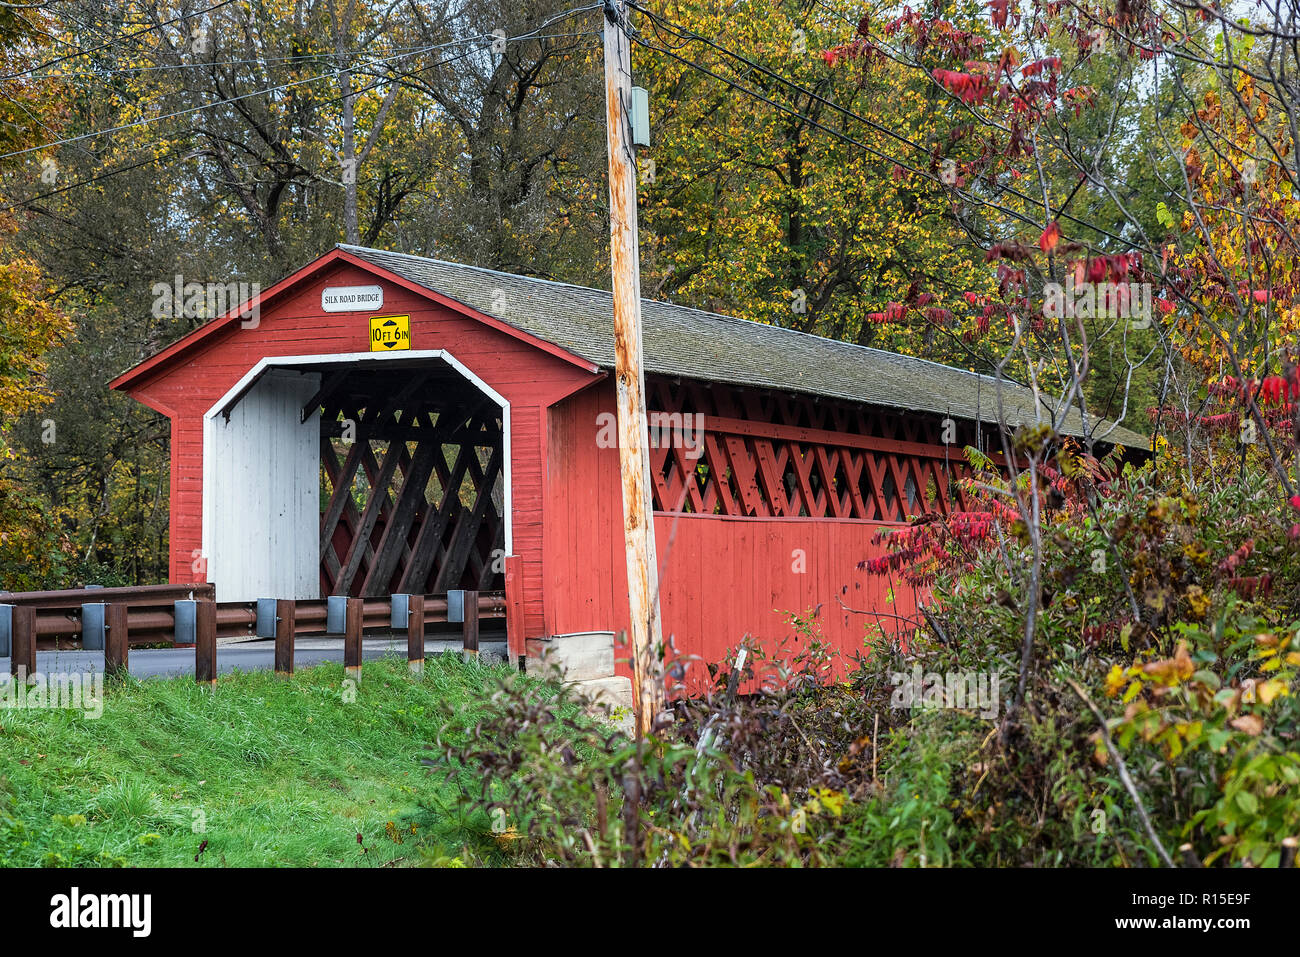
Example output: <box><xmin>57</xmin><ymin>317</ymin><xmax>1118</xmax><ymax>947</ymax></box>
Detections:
<box><xmin>202</xmin><ymin>349</ymin><xmax>515</xmax><ymax>586</ymax></box>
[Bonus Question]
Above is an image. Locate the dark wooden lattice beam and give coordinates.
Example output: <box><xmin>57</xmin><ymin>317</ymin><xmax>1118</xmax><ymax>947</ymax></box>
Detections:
<box><xmin>432</xmin><ymin>444</ymin><xmax>503</xmax><ymax>593</ymax></box>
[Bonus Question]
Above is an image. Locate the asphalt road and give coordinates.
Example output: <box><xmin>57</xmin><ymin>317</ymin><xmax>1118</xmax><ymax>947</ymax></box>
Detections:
<box><xmin>0</xmin><ymin>636</ymin><xmax>508</xmax><ymax>681</ymax></box>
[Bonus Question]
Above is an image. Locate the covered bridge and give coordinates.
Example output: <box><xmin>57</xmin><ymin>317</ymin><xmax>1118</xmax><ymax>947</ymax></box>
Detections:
<box><xmin>110</xmin><ymin>245</ymin><xmax>1146</xmax><ymax>676</ymax></box>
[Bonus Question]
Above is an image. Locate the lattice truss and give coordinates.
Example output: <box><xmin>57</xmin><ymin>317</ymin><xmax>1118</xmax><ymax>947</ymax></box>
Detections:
<box><xmin>312</xmin><ymin>368</ymin><xmax>505</xmax><ymax>597</ymax></box>
<box><xmin>646</xmin><ymin>378</ymin><xmax>982</xmax><ymax>521</ymax></box>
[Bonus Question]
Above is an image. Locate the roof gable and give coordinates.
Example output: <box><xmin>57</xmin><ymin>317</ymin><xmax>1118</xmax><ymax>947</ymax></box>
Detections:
<box><xmin>108</xmin><ymin>248</ymin><xmax>597</xmax><ymax>391</ymax></box>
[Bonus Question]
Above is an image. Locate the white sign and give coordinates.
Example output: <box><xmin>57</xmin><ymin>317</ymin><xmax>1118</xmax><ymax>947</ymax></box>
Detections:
<box><xmin>322</xmin><ymin>285</ymin><xmax>383</xmax><ymax>312</ymax></box>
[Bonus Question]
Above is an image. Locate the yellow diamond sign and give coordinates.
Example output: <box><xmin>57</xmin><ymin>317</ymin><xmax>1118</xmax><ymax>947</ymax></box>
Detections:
<box><xmin>369</xmin><ymin>314</ymin><xmax>410</xmax><ymax>351</ymax></box>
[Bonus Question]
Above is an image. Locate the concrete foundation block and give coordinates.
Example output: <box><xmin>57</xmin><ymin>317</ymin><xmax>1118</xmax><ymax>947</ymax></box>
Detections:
<box><xmin>525</xmin><ymin>630</ymin><xmax>616</xmax><ymax>682</ymax></box>
<box><xmin>571</xmin><ymin>674</ymin><xmax>633</xmax><ymax>711</ymax></box>
<box><xmin>524</xmin><ymin>631</ymin><xmax>631</xmax><ymax>732</ymax></box>
<box><xmin>570</xmin><ymin>675</ymin><xmax>635</xmax><ymax>733</ymax></box>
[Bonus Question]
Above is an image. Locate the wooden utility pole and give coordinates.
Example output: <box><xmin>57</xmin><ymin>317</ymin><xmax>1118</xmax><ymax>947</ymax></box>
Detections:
<box><xmin>603</xmin><ymin>0</ymin><xmax>664</xmax><ymax>736</ymax></box>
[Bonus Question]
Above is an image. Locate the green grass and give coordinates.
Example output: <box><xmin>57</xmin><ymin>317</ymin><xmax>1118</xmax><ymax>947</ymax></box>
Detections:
<box><xmin>0</xmin><ymin>654</ymin><xmax>531</xmax><ymax>867</ymax></box>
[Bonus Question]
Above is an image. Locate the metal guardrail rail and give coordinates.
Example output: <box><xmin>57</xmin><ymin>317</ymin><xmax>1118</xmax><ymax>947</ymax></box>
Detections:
<box><xmin>1</xmin><ymin>587</ymin><xmax>505</xmax><ymax>682</ymax></box>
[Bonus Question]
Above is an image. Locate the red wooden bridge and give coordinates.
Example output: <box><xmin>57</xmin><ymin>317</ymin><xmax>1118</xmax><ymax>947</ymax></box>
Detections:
<box><xmin>105</xmin><ymin>244</ymin><xmax>1146</xmax><ymax>689</ymax></box>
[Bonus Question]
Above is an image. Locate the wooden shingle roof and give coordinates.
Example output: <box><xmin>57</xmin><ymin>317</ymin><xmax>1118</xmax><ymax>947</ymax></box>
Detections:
<box><xmin>341</xmin><ymin>244</ymin><xmax>1147</xmax><ymax>449</ymax></box>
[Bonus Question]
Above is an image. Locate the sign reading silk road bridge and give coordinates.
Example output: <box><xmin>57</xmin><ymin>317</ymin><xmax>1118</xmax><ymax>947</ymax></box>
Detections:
<box><xmin>321</xmin><ymin>284</ymin><xmax>383</xmax><ymax>312</ymax></box>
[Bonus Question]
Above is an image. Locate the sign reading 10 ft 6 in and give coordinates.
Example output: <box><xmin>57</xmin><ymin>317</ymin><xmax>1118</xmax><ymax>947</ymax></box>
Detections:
<box><xmin>369</xmin><ymin>314</ymin><xmax>410</xmax><ymax>351</ymax></box>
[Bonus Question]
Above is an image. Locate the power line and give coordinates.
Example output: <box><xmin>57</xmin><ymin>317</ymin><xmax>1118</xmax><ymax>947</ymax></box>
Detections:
<box><xmin>0</xmin><ymin>147</ymin><xmax>188</xmax><ymax>213</ymax></box>
<box><xmin>1</xmin><ymin>37</ymin><xmax>483</xmax><ymax>161</ymax></box>
<box><xmin>636</xmin><ymin>4</ymin><xmax>931</xmax><ymax>159</ymax></box>
<box><xmin>630</xmin><ymin>2</ymin><xmax>1139</xmax><ymax>251</ymax></box>
<box><xmin>0</xmin><ymin>15</ymin><xmax>601</xmax><ymax>205</ymax></box>
<box><xmin>23</xmin><ymin>44</ymin><xmax>450</xmax><ymax>81</ymax></box>
<box><xmin>0</xmin><ymin>0</ymin><xmax>242</xmax><ymax>81</ymax></box>
<box><xmin>630</xmin><ymin>31</ymin><xmax>1050</xmax><ymax>238</ymax></box>
<box><xmin>3</xmin><ymin>3</ymin><xmax>602</xmax><ymax>161</ymax></box>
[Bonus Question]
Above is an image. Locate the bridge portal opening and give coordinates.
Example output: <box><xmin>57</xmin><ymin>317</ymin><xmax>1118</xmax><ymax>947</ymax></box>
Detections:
<box><xmin>203</xmin><ymin>351</ymin><xmax>508</xmax><ymax>602</ymax></box>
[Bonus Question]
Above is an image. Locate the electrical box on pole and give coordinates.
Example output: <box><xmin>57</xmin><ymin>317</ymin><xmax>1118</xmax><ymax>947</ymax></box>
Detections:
<box><xmin>630</xmin><ymin>86</ymin><xmax>650</xmax><ymax>147</ymax></box>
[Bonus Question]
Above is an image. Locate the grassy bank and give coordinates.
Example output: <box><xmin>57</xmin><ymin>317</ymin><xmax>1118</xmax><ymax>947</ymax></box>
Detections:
<box><xmin>0</xmin><ymin>655</ymin><xmax>526</xmax><ymax>867</ymax></box>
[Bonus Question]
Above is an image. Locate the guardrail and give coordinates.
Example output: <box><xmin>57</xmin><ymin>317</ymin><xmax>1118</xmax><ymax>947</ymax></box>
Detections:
<box><xmin>1</xmin><ymin>587</ymin><xmax>505</xmax><ymax>683</ymax></box>
<box><xmin>0</xmin><ymin>583</ymin><xmax>216</xmax><ymax>644</ymax></box>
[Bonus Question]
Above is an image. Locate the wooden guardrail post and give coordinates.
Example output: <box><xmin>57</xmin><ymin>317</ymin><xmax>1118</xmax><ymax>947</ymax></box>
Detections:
<box><xmin>104</xmin><ymin>602</ymin><xmax>129</xmax><ymax>676</ymax></box>
<box><xmin>10</xmin><ymin>605</ymin><xmax>35</xmax><ymax>679</ymax></box>
<box><xmin>275</xmin><ymin>599</ymin><xmax>295</xmax><ymax>676</ymax></box>
<box><xmin>504</xmin><ymin>556</ymin><xmax>525</xmax><ymax>664</ymax></box>
<box><xmin>344</xmin><ymin>597</ymin><xmax>363</xmax><ymax>679</ymax></box>
<box><xmin>463</xmin><ymin>589</ymin><xmax>479</xmax><ymax>658</ymax></box>
<box><xmin>407</xmin><ymin>595</ymin><xmax>425</xmax><ymax>673</ymax></box>
<box><xmin>195</xmin><ymin>600</ymin><xmax>217</xmax><ymax>686</ymax></box>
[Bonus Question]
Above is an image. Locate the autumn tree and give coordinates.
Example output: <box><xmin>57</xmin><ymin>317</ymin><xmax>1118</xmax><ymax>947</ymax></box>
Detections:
<box><xmin>0</xmin><ymin>6</ymin><xmax>75</xmax><ymax>586</ymax></box>
<box><xmin>818</xmin><ymin>0</ymin><xmax>1300</xmax><ymax>741</ymax></box>
<box><xmin>635</xmin><ymin>0</ymin><xmax>1005</xmax><ymax>365</ymax></box>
